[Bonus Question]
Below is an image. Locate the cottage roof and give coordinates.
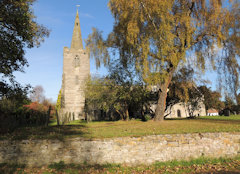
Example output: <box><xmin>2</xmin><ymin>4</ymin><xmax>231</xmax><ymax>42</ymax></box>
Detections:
<box><xmin>207</xmin><ymin>108</ymin><xmax>218</xmax><ymax>113</ymax></box>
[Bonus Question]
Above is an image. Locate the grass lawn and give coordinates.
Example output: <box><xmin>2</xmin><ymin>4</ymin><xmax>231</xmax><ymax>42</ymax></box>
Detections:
<box><xmin>1</xmin><ymin>115</ymin><xmax>239</xmax><ymax>140</ymax></box>
<box><xmin>200</xmin><ymin>115</ymin><xmax>240</xmax><ymax>121</ymax></box>
<box><xmin>1</xmin><ymin>156</ymin><xmax>239</xmax><ymax>174</ymax></box>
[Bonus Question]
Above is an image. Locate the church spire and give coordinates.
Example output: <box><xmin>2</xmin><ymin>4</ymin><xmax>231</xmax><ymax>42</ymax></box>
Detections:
<box><xmin>71</xmin><ymin>9</ymin><xmax>83</xmax><ymax>49</ymax></box>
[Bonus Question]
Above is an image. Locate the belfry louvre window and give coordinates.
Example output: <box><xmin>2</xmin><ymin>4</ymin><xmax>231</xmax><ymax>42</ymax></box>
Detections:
<box><xmin>75</xmin><ymin>75</ymin><xmax>79</xmax><ymax>85</ymax></box>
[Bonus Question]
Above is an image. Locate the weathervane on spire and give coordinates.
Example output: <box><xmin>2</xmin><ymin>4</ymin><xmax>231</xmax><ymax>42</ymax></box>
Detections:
<box><xmin>76</xmin><ymin>5</ymin><xmax>80</xmax><ymax>10</ymax></box>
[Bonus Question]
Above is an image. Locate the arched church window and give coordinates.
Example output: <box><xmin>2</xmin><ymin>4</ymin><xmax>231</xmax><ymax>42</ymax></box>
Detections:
<box><xmin>74</xmin><ymin>55</ymin><xmax>80</xmax><ymax>67</ymax></box>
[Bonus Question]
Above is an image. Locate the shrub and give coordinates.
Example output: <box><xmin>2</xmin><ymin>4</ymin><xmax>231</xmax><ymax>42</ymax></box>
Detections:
<box><xmin>49</xmin><ymin>161</ymin><xmax>65</xmax><ymax>170</ymax></box>
<box><xmin>0</xmin><ymin>99</ymin><xmax>19</xmax><ymax>133</ymax></box>
<box><xmin>23</xmin><ymin>102</ymin><xmax>49</xmax><ymax>126</ymax></box>
<box><xmin>142</xmin><ymin>114</ymin><xmax>152</xmax><ymax>122</ymax></box>
<box><xmin>0</xmin><ymin>100</ymin><xmax>52</xmax><ymax>134</ymax></box>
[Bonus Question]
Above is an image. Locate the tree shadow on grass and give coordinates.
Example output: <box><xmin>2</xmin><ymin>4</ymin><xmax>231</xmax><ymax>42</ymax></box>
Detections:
<box><xmin>0</xmin><ymin>162</ymin><xmax>121</xmax><ymax>174</ymax></box>
<box><xmin>165</xmin><ymin>118</ymin><xmax>187</xmax><ymax>121</ymax></box>
<box><xmin>48</xmin><ymin>161</ymin><xmax>121</xmax><ymax>173</ymax></box>
<box><xmin>0</xmin><ymin>124</ymin><xmax>90</xmax><ymax>141</ymax></box>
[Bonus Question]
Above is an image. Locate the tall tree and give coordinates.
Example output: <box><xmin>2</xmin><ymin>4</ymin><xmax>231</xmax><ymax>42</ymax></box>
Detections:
<box><xmin>198</xmin><ymin>86</ymin><xmax>225</xmax><ymax>111</ymax></box>
<box><xmin>0</xmin><ymin>0</ymin><xmax>49</xmax><ymax>94</ymax></box>
<box><xmin>30</xmin><ymin>85</ymin><xmax>45</xmax><ymax>103</ymax></box>
<box><xmin>85</xmin><ymin>59</ymin><xmax>149</xmax><ymax>121</ymax></box>
<box><xmin>236</xmin><ymin>93</ymin><xmax>240</xmax><ymax>106</ymax></box>
<box><xmin>224</xmin><ymin>96</ymin><xmax>235</xmax><ymax>110</ymax></box>
<box><xmin>86</xmin><ymin>0</ymin><xmax>240</xmax><ymax>121</ymax></box>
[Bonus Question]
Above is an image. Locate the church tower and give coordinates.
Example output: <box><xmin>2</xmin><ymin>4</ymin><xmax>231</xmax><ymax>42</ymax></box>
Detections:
<box><xmin>60</xmin><ymin>9</ymin><xmax>90</xmax><ymax>120</ymax></box>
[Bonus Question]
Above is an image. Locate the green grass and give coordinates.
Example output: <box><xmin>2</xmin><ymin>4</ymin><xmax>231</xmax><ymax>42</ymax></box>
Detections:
<box><xmin>200</xmin><ymin>115</ymin><xmax>240</xmax><ymax>121</ymax></box>
<box><xmin>1</xmin><ymin>156</ymin><xmax>239</xmax><ymax>174</ymax></box>
<box><xmin>0</xmin><ymin>116</ymin><xmax>239</xmax><ymax>140</ymax></box>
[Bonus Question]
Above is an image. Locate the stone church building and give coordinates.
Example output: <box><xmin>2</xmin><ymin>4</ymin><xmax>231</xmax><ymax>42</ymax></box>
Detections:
<box><xmin>60</xmin><ymin>10</ymin><xmax>90</xmax><ymax>121</ymax></box>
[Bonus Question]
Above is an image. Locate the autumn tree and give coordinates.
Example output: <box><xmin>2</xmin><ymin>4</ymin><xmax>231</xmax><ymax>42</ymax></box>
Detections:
<box><xmin>86</xmin><ymin>0</ymin><xmax>240</xmax><ymax>121</ymax></box>
<box><xmin>0</xmin><ymin>0</ymin><xmax>49</xmax><ymax>95</ymax></box>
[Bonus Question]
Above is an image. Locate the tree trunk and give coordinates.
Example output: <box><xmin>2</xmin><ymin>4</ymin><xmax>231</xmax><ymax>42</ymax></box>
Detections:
<box><xmin>154</xmin><ymin>68</ymin><xmax>174</xmax><ymax>121</ymax></box>
<box><xmin>116</xmin><ymin>110</ymin><xmax>124</xmax><ymax>120</ymax></box>
<box><xmin>124</xmin><ymin>102</ymin><xmax>129</xmax><ymax>121</ymax></box>
<box><xmin>125</xmin><ymin>107</ymin><xmax>129</xmax><ymax>121</ymax></box>
<box><xmin>154</xmin><ymin>84</ymin><xmax>168</xmax><ymax>121</ymax></box>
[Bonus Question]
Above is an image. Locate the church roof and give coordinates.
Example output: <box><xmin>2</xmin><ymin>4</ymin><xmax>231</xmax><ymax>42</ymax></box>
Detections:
<box><xmin>71</xmin><ymin>9</ymin><xmax>83</xmax><ymax>50</ymax></box>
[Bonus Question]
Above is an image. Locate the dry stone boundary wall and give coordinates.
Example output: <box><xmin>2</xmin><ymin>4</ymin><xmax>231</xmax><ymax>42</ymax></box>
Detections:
<box><xmin>0</xmin><ymin>132</ymin><xmax>239</xmax><ymax>166</ymax></box>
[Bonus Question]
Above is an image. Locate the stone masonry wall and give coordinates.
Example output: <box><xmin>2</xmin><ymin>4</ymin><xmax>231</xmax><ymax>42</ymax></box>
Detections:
<box><xmin>0</xmin><ymin>132</ymin><xmax>239</xmax><ymax>166</ymax></box>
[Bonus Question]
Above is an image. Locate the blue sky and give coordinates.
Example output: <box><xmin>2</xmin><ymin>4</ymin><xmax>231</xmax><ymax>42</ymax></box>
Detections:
<box><xmin>14</xmin><ymin>0</ymin><xmax>114</xmax><ymax>101</ymax></box>
<box><xmin>13</xmin><ymin>0</ymin><xmax>221</xmax><ymax>102</ymax></box>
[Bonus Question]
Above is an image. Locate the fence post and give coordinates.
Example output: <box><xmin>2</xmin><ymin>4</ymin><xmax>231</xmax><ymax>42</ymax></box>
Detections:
<box><xmin>46</xmin><ymin>106</ymin><xmax>51</xmax><ymax>126</ymax></box>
